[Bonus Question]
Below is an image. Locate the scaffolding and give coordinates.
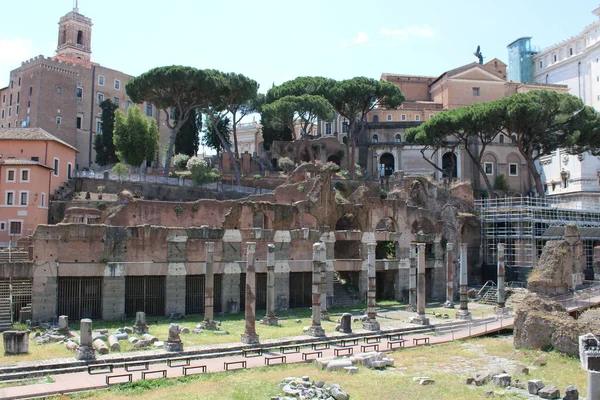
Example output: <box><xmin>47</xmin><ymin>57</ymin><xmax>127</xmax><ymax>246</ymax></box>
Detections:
<box><xmin>475</xmin><ymin>196</ymin><xmax>600</xmax><ymax>281</ymax></box>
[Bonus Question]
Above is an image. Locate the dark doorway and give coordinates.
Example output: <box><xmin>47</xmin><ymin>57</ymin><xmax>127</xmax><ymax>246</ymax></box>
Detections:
<box><xmin>376</xmin><ymin>270</ymin><xmax>396</xmax><ymax>300</ymax></box>
<box><xmin>380</xmin><ymin>153</ymin><xmax>395</xmax><ymax>177</ymax></box>
<box><xmin>327</xmin><ymin>154</ymin><xmax>341</xmax><ymax>166</ymax></box>
<box><xmin>442</xmin><ymin>152</ymin><xmax>457</xmax><ymax>178</ymax></box>
<box><xmin>185</xmin><ymin>274</ymin><xmax>223</xmax><ymax>315</ymax></box>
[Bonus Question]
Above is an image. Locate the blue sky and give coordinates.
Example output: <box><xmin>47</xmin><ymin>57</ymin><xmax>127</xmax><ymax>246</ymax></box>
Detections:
<box><xmin>1</xmin><ymin>0</ymin><xmax>600</xmax><ymax>92</ymax></box>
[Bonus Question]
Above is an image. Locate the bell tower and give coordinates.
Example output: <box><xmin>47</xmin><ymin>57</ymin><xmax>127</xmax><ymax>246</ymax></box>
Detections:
<box><xmin>56</xmin><ymin>1</ymin><xmax>93</xmax><ymax>61</ymax></box>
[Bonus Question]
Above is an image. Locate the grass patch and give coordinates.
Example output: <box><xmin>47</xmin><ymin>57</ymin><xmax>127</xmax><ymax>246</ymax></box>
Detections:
<box><xmin>54</xmin><ymin>335</ymin><xmax>587</xmax><ymax>400</ymax></box>
<box><xmin>0</xmin><ymin>376</ymin><xmax>54</xmax><ymax>389</ymax></box>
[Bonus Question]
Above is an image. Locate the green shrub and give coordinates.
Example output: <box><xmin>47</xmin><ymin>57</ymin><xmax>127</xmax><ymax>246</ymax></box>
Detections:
<box><xmin>297</xmin><ymin>184</ymin><xmax>305</xmax><ymax>192</ymax></box>
<box><xmin>286</xmin><ymin>144</ymin><xmax>294</xmax><ymax>153</ymax></box>
<box><xmin>173</xmin><ymin>205</ymin><xmax>184</xmax><ymax>216</ymax></box>
<box><xmin>324</xmin><ymin>162</ymin><xmax>340</xmax><ymax>172</ymax></box>
<box><xmin>186</xmin><ymin>156</ymin><xmax>220</xmax><ymax>185</ymax></box>
<box><xmin>96</xmin><ymin>201</ymin><xmax>107</xmax><ymax>210</ymax></box>
<box><xmin>253</xmin><ymin>174</ymin><xmax>262</xmax><ymax>180</ymax></box>
<box><xmin>337</xmin><ymin>170</ymin><xmax>349</xmax><ymax>178</ymax></box>
<box><xmin>334</xmin><ymin>181</ymin><xmax>346</xmax><ymax>192</ymax></box>
<box><xmin>336</xmin><ymin>149</ymin><xmax>345</xmax><ymax>159</ymax></box>
<box><xmin>112</xmin><ymin>163</ymin><xmax>128</xmax><ymax>182</ymax></box>
<box><xmin>278</xmin><ymin>157</ymin><xmax>295</xmax><ymax>173</ymax></box>
<box><xmin>169</xmin><ymin>171</ymin><xmax>179</xmax><ymax>178</ymax></box>
<box><xmin>380</xmin><ymin>189</ymin><xmax>388</xmax><ymax>199</ymax></box>
<box><xmin>494</xmin><ymin>174</ymin><xmax>509</xmax><ymax>191</ymax></box>
<box><xmin>173</xmin><ymin>154</ymin><xmax>190</xmax><ymax>169</ymax></box>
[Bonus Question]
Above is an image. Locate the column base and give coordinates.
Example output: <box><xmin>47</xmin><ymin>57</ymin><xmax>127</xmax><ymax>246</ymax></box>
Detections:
<box><xmin>260</xmin><ymin>316</ymin><xmax>279</xmax><ymax>326</ymax></box>
<box><xmin>201</xmin><ymin>320</ymin><xmax>218</xmax><ymax>330</ymax></box>
<box><xmin>76</xmin><ymin>345</ymin><xmax>95</xmax><ymax>360</ymax></box>
<box><xmin>455</xmin><ymin>309</ymin><xmax>472</xmax><ymax>320</ymax></box>
<box><xmin>240</xmin><ymin>332</ymin><xmax>260</xmax><ymax>345</ymax></box>
<box><xmin>164</xmin><ymin>341</ymin><xmax>184</xmax><ymax>352</ymax></box>
<box><xmin>133</xmin><ymin>325</ymin><xmax>149</xmax><ymax>335</ymax></box>
<box><xmin>305</xmin><ymin>325</ymin><xmax>326</xmax><ymax>337</ymax></box>
<box><xmin>320</xmin><ymin>311</ymin><xmax>330</xmax><ymax>321</ymax></box>
<box><xmin>409</xmin><ymin>314</ymin><xmax>430</xmax><ymax>325</ymax></box>
<box><xmin>362</xmin><ymin>318</ymin><xmax>380</xmax><ymax>331</ymax></box>
<box><xmin>443</xmin><ymin>300</ymin><xmax>455</xmax><ymax>308</ymax></box>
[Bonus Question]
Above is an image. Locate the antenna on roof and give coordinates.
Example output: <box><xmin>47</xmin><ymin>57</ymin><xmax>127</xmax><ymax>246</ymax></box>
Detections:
<box><xmin>73</xmin><ymin>0</ymin><xmax>79</xmax><ymax>12</ymax></box>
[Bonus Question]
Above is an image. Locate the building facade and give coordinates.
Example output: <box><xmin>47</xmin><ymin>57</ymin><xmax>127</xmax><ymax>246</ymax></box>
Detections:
<box><xmin>508</xmin><ymin>6</ymin><xmax>600</xmax><ymax>203</ymax></box>
<box><xmin>0</xmin><ymin>128</ymin><xmax>77</xmax><ymax>246</ymax></box>
<box><xmin>0</xmin><ymin>6</ymin><xmax>170</xmax><ymax>170</ymax></box>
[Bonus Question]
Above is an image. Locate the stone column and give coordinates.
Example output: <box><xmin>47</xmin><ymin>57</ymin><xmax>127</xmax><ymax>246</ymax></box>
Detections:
<box><xmin>76</xmin><ymin>318</ymin><xmax>95</xmax><ymax>360</ymax></box>
<box><xmin>407</xmin><ymin>243</ymin><xmax>417</xmax><ymax>312</ymax></box>
<box><xmin>444</xmin><ymin>243</ymin><xmax>455</xmax><ymax>308</ymax></box>
<box><xmin>497</xmin><ymin>242</ymin><xmax>506</xmax><ymax>309</ymax></box>
<box><xmin>202</xmin><ymin>242</ymin><xmax>217</xmax><ymax>329</ymax></box>
<box><xmin>306</xmin><ymin>242</ymin><xmax>326</xmax><ymax>337</ymax></box>
<box><xmin>456</xmin><ymin>243</ymin><xmax>472</xmax><ymax>320</ymax></box>
<box><xmin>589</xmin><ymin>371</ymin><xmax>600</xmax><ymax>400</ymax></box>
<box><xmin>241</xmin><ymin>243</ymin><xmax>260</xmax><ymax>344</ymax></box>
<box><xmin>133</xmin><ymin>311</ymin><xmax>149</xmax><ymax>334</ymax></box>
<box><xmin>261</xmin><ymin>244</ymin><xmax>278</xmax><ymax>326</ymax></box>
<box><xmin>410</xmin><ymin>243</ymin><xmax>429</xmax><ymax>325</ymax></box>
<box><xmin>320</xmin><ymin>260</ymin><xmax>330</xmax><ymax>321</ymax></box>
<box><xmin>363</xmin><ymin>243</ymin><xmax>380</xmax><ymax>331</ymax></box>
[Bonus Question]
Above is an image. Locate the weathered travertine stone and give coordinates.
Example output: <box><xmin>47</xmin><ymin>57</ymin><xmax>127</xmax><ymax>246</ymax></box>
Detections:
<box><xmin>528</xmin><ymin>380</ymin><xmax>545</xmax><ymax>395</ymax></box>
<box><xmin>339</xmin><ymin>313</ymin><xmax>352</xmax><ymax>334</ymax></box>
<box><xmin>165</xmin><ymin>323</ymin><xmax>183</xmax><ymax>352</ymax></box>
<box><xmin>306</xmin><ymin>242</ymin><xmax>326</xmax><ymax>337</ymax></box>
<box><xmin>538</xmin><ymin>385</ymin><xmax>560</xmax><ymax>399</ymax></box>
<box><xmin>497</xmin><ymin>243</ymin><xmax>506</xmax><ymax>308</ymax></box>
<box><xmin>3</xmin><ymin>331</ymin><xmax>29</xmax><ymax>355</ymax></box>
<box><xmin>76</xmin><ymin>318</ymin><xmax>95</xmax><ymax>360</ymax></box>
<box><xmin>202</xmin><ymin>242</ymin><xmax>217</xmax><ymax>330</ymax></box>
<box><xmin>407</xmin><ymin>243</ymin><xmax>417</xmax><ymax>312</ymax></box>
<box><xmin>444</xmin><ymin>243</ymin><xmax>454</xmax><ymax>308</ymax></box>
<box><xmin>563</xmin><ymin>385</ymin><xmax>578</xmax><ymax>400</ymax></box>
<box><xmin>492</xmin><ymin>373</ymin><xmax>511</xmax><ymax>387</ymax></box>
<box><xmin>57</xmin><ymin>315</ymin><xmax>69</xmax><ymax>332</ymax></box>
<box><xmin>241</xmin><ymin>243</ymin><xmax>260</xmax><ymax>344</ymax></box>
<box><xmin>142</xmin><ymin>334</ymin><xmax>158</xmax><ymax>343</ymax></box>
<box><xmin>93</xmin><ymin>338</ymin><xmax>109</xmax><ymax>354</ymax></box>
<box><xmin>108</xmin><ymin>335</ymin><xmax>120</xmax><ymax>351</ymax></box>
<box><xmin>410</xmin><ymin>243</ymin><xmax>429</xmax><ymax>325</ymax></box>
<box><xmin>133</xmin><ymin>312</ymin><xmax>149</xmax><ymax>334</ymax></box>
<box><xmin>363</xmin><ymin>243</ymin><xmax>380</xmax><ymax>331</ymax></box>
<box><xmin>456</xmin><ymin>243</ymin><xmax>472</xmax><ymax>320</ymax></box>
<box><xmin>261</xmin><ymin>244</ymin><xmax>279</xmax><ymax>326</ymax></box>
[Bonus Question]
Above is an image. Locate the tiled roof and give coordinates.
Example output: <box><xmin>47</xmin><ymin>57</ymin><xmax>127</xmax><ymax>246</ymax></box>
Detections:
<box><xmin>0</xmin><ymin>157</ymin><xmax>53</xmax><ymax>169</ymax></box>
<box><xmin>0</xmin><ymin>127</ymin><xmax>78</xmax><ymax>152</ymax></box>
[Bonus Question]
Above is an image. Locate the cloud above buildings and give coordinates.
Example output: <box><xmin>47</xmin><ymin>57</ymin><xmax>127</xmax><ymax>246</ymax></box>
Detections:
<box><xmin>341</xmin><ymin>25</ymin><xmax>435</xmax><ymax>48</ymax></box>
<box><xmin>340</xmin><ymin>32</ymin><xmax>369</xmax><ymax>48</ymax></box>
<box><xmin>0</xmin><ymin>38</ymin><xmax>34</xmax><ymax>87</ymax></box>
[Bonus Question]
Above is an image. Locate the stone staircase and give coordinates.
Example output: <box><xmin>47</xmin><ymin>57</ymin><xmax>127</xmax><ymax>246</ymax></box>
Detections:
<box><xmin>333</xmin><ymin>275</ymin><xmax>360</xmax><ymax>308</ymax></box>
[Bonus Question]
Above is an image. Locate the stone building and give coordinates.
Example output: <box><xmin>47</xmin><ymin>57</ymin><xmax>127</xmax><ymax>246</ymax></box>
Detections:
<box><xmin>0</xmin><ymin>5</ymin><xmax>170</xmax><ymax>170</ymax></box>
<box><xmin>316</xmin><ymin>61</ymin><xmax>568</xmax><ymax>195</ymax></box>
<box><xmin>507</xmin><ymin>6</ymin><xmax>600</xmax><ymax>203</ymax></box>
<box><xmin>4</xmin><ymin>164</ymin><xmax>478</xmax><ymax>322</ymax></box>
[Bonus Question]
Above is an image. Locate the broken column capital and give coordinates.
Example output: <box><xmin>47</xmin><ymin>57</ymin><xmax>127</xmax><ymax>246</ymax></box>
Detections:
<box><xmin>446</xmin><ymin>243</ymin><xmax>454</xmax><ymax>252</ymax></box>
<box><xmin>247</xmin><ymin>242</ymin><xmax>256</xmax><ymax>254</ymax></box>
<box><xmin>312</xmin><ymin>241</ymin><xmax>326</xmax><ymax>262</ymax></box>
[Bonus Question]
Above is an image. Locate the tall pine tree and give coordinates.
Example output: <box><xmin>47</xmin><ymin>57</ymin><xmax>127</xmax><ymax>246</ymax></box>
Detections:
<box><xmin>174</xmin><ymin>108</ymin><xmax>201</xmax><ymax>156</ymax></box>
<box><xmin>93</xmin><ymin>99</ymin><xmax>120</xmax><ymax>165</ymax></box>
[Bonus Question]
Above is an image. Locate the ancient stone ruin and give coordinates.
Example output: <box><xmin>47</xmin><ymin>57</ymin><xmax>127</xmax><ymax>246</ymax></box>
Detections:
<box><xmin>528</xmin><ymin>224</ymin><xmax>584</xmax><ymax>295</ymax></box>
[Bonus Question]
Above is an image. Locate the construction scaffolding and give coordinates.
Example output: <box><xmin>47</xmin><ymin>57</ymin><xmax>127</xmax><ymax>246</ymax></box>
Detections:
<box><xmin>475</xmin><ymin>196</ymin><xmax>600</xmax><ymax>281</ymax></box>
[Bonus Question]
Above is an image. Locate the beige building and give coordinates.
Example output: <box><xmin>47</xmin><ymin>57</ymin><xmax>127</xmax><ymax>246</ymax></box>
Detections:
<box><xmin>0</xmin><ymin>6</ymin><xmax>170</xmax><ymax>170</ymax></box>
<box><xmin>317</xmin><ymin>59</ymin><xmax>568</xmax><ymax>195</ymax></box>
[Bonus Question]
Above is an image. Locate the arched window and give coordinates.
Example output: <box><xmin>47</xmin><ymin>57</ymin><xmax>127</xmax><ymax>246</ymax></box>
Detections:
<box><xmin>77</xmin><ymin>30</ymin><xmax>83</xmax><ymax>45</ymax></box>
<box><xmin>499</xmin><ymin>135</ymin><xmax>504</xmax><ymax>144</ymax></box>
<box><xmin>395</xmin><ymin>134</ymin><xmax>401</xmax><ymax>144</ymax></box>
<box><xmin>372</xmin><ymin>134</ymin><xmax>378</xmax><ymax>143</ymax></box>
<box><xmin>372</xmin><ymin>115</ymin><xmax>379</xmax><ymax>123</ymax></box>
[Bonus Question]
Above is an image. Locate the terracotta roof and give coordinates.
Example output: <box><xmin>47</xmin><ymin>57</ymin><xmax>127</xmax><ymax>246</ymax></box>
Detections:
<box><xmin>0</xmin><ymin>157</ymin><xmax>53</xmax><ymax>169</ymax></box>
<box><xmin>0</xmin><ymin>127</ymin><xmax>78</xmax><ymax>152</ymax></box>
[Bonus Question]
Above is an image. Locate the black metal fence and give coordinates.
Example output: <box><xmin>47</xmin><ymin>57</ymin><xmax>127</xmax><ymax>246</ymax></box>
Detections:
<box><xmin>57</xmin><ymin>277</ymin><xmax>103</xmax><ymax>320</ymax></box>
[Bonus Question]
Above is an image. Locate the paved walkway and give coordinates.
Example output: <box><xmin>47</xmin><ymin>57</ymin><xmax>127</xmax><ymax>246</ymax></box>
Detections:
<box><xmin>2</xmin><ymin>291</ymin><xmax>599</xmax><ymax>399</ymax></box>
<box><xmin>0</xmin><ymin>315</ymin><xmax>514</xmax><ymax>400</ymax></box>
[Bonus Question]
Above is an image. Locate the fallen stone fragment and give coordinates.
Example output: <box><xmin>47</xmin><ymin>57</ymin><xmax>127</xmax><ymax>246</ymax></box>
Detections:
<box><xmin>92</xmin><ymin>339</ymin><xmax>109</xmax><ymax>355</ymax></box>
<box><xmin>492</xmin><ymin>373</ymin><xmax>511</xmax><ymax>387</ymax></box>
<box><xmin>326</xmin><ymin>360</ymin><xmax>353</xmax><ymax>371</ymax></box>
<box><xmin>419</xmin><ymin>378</ymin><xmax>435</xmax><ymax>385</ymax></box>
<box><xmin>528</xmin><ymin>379</ymin><xmax>545</xmax><ymax>395</ymax></box>
<box><xmin>133</xmin><ymin>339</ymin><xmax>151</xmax><ymax>349</ymax></box>
<box><xmin>562</xmin><ymin>385</ymin><xmax>578</xmax><ymax>400</ymax></box>
<box><xmin>344</xmin><ymin>366</ymin><xmax>358</xmax><ymax>374</ymax></box>
<box><xmin>538</xmin><ymin>385</ymin><xmax>560</xmax><ymax>399</ymax></box>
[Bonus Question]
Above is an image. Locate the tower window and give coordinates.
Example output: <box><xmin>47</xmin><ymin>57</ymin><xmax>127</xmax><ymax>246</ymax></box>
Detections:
<box><xmin>77</xmin><ymin>30</ymin><xmax>83</xmax><ymax>45</ymax></box>
<box><xmin>76</xmin><ymin>116</ymin><xmax>82</xmax><ymax>129</ymax></box>
<box><xmin>146</xmin><ymin>104</ymin><xmax>153</xmax><ymax>116</ymax></box>
<box><xmin>98</xmin><ymin>76</ymin><xmax>105</xmax><ymax>86</ymax></box>
<box><xmin>114</xmin><ymin>80</ymin><xmax>120</xmax><ymax>90</ymax></box>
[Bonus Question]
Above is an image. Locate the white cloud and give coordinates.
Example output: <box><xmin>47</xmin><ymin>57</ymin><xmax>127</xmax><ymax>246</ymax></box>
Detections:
<box><xmin>379</xmin><ymin>24</ymin><xmax>435</xmax><ymax>41</ymax></box>
<box><xmin>0</xmin><ymin>38</ymin><xmax>34</xmax><ymax>87</ymax></box>
<box><xmin>341</xmin><ymin>31</ymin><xmax>369</xmax><ymax>48</ymax></box>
